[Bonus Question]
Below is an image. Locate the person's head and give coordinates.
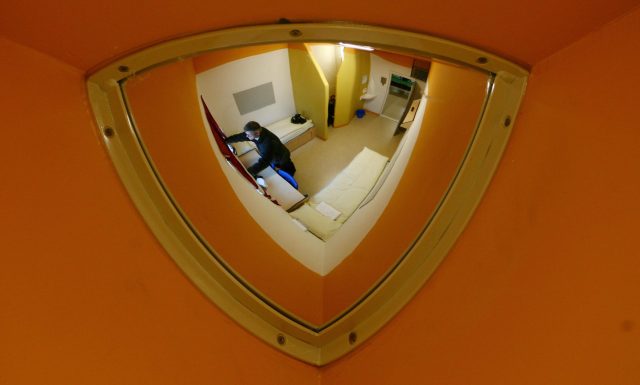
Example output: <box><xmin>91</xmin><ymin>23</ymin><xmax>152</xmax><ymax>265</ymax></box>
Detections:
<box><xmin>244</xmin><ymin>121</ymin><xmax>262</xmax><ymax>140</ymax></box>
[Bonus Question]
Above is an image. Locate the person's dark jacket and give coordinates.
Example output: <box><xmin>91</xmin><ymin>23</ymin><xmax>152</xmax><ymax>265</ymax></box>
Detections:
<box><xmin>225</xmin><ymin>127</ymin><xmax>294</xmax><ymax>175</ymax></box>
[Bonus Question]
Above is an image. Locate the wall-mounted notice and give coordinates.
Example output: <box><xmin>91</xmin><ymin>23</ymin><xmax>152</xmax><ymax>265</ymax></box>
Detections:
<box><xmin>233</xmin><ymin>82</ymin><xmax>276</xmax><ymax>115</ymax></box>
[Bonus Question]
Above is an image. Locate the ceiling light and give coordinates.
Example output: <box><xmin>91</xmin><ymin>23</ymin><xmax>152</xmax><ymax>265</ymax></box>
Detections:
<box><xmin>338</xmin><ymin>42</ymin><xmax>375</xmax><ymax>51</ymax></box>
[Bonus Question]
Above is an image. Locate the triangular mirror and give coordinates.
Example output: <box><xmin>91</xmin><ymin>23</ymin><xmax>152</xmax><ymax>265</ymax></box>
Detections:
<box><xmin>87</xmin><ymin>23</ymin><xmax>527</xmax><ymax>365</ymax></box>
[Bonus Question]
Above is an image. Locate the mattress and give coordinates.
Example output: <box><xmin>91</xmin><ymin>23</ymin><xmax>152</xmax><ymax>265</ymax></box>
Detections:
<box><xmin>267</xmin><ymin>117</ymin><xmax>314</xmax><ymax>144</ymax></box>
<box><xmin>309</xmin><ymin>147</ymin><xmax>389</xmax><ymax>224</ymax></box>
<box><xmin>231</xmin><ymin>117</ymin><xmax>314</xmax><ymax>156</ymax></box>
<box><xmin>290</xmin><ymin>147</ymin><xmax>388</xmax><ymax>240</ymax></box>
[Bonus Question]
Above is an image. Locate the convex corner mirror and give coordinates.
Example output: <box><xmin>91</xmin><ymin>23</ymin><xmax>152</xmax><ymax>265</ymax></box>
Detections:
<box><xmin>87</xmin><ymin>23</ymin><xmax>528</xmax><ymax>365</ymax></box>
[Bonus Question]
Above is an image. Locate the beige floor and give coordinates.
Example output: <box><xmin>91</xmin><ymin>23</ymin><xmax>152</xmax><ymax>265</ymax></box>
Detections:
<box><xmin>291</xmin><ymin>114</ymin><xmax>403</xmax><ymax>196</ymax></box>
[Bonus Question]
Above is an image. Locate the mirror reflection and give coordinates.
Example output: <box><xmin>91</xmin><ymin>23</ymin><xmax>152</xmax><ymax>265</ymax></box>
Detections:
<box><xmin>123</xmin><ymin>42</ymin><xmax>490</xmax><ymax>327</ymax></box>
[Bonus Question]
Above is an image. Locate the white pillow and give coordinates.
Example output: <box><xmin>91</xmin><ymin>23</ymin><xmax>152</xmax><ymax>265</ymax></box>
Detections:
<box><xmin>289</xmin><ymin>204</ymin><xmax>341</xmax><ymax>240</ymax></box>
<box><xmin>315</xmin><ymin>201</ymin><xmax>341</xmax><ymax>220</ymax></box>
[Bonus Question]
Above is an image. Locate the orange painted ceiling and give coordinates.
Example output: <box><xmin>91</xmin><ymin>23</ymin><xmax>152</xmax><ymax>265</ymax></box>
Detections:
<box><xmin>1</xmin><ymin>0</ymin><xmax>639</xmax><ymax>71</ymax></box>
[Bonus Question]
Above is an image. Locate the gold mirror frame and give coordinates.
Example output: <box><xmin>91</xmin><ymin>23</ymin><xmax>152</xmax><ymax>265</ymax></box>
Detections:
<box><xmin>87</xmin><ymin>23</ymin><xmax>528</xmax><ymax>365</ymax></box>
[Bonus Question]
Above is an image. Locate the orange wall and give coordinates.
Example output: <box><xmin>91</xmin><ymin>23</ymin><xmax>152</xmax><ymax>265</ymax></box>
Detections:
<box><xmin>193</xmin><ymin>44</ymin><xmax>288</xmax><ymax>74</ymax></box>
<box><xmin>372</xmin><ymin>50</ymin><xmax>415</xmax><ymax>68</ymax></box>
<box><xmin>3</xmin><ymin>1</ymin><xmax>640</xmax><ymax>383</ymax></box>
<box><xmin>125</xmin><ymin>59</ymin><xmax>325</xmax><ymax>324</ymax></box>
<box><xmin>322</xmin><ymin>6</ymin><xmax>640</xmax><ymax>384</ymax></box>
<box><xmin>2</xmin><ymin>0</ymin><xmax>637</xmax><ymax>71</ymax></box>
<box><xmin>0</xmin><ymin>36</ymin><xmax>319</xmax><ymax>384</ymax></box>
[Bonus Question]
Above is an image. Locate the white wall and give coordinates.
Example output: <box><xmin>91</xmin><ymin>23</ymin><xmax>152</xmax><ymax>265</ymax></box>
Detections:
<box><xmin>364</xmin><ymin>53</ymin><xmax>413</xmax><ymax>114</ymax></box>
<box><xmin>308</xmin><ymin>44</ymin><xmax>341</xmax><ymax>95</ymax></box>
<box><xmin>197</xmin><ymin>49</ymin><xmax>296</xmax><ymax>136</ymax></box>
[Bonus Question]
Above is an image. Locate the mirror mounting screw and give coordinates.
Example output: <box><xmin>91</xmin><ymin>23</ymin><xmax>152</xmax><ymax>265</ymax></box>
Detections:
<box><xmin>348</xmin><ymin>332</ymin><xmax>357</xmax><ymax>345</ymax></box>
<box><xmin>103</xmin><ymin>127</ymin><xmax>115</xmax><ymax>138</ymax></box>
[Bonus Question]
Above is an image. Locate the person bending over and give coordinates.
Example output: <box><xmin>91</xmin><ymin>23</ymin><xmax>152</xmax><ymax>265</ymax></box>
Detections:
<box><xmin>225</xmin><ymin>121</ymin><xmax>297</xmax><ymax>177</ymax></box>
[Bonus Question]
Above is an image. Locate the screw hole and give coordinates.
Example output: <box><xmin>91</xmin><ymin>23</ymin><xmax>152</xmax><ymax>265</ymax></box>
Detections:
<box><xmin>276</xmin><ymin>334</ymin><xmax>286</xmax><ymax>345</ymax></box>
<box><xmin>118</xmin><ymin>65</ymin><xmax>130</xmax><ymax>73</ymax></box>
<box><xmin>103</xmin><ymin>127</ymin><xmax>115</xmax><ymax>138</ymax></box>
<box><xmin>289</xmin><ymin>29</ymin><xmax>302</xmax><ymax>37</ymax></box>
<box><xmin>504</xmin><ymin>116</ymin><xmax>512</xmax><ymax>127</ymax></box>
<box><xmin>476</xmin><ymin>57</ymin><xmax>488</xmax><ymax>64</ymax></box>
<box><xmin>348</xmin><ymin>332</ymin><xmax>357</xmax><ymax>345</ymax></box>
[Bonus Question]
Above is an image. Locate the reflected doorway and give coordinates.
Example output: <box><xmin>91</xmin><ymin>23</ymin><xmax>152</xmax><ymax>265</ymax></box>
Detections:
<box><xmin>381</xmin><ymin>74</ymin><xmax>417</xmax><ymax>122</ymax></box>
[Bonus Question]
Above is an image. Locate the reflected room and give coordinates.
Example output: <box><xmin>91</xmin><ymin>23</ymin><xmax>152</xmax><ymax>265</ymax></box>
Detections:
<box><xmin>123</xmin><ymin>40</ymin><xmax>490</xmax><ymax>327</ymax></box>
